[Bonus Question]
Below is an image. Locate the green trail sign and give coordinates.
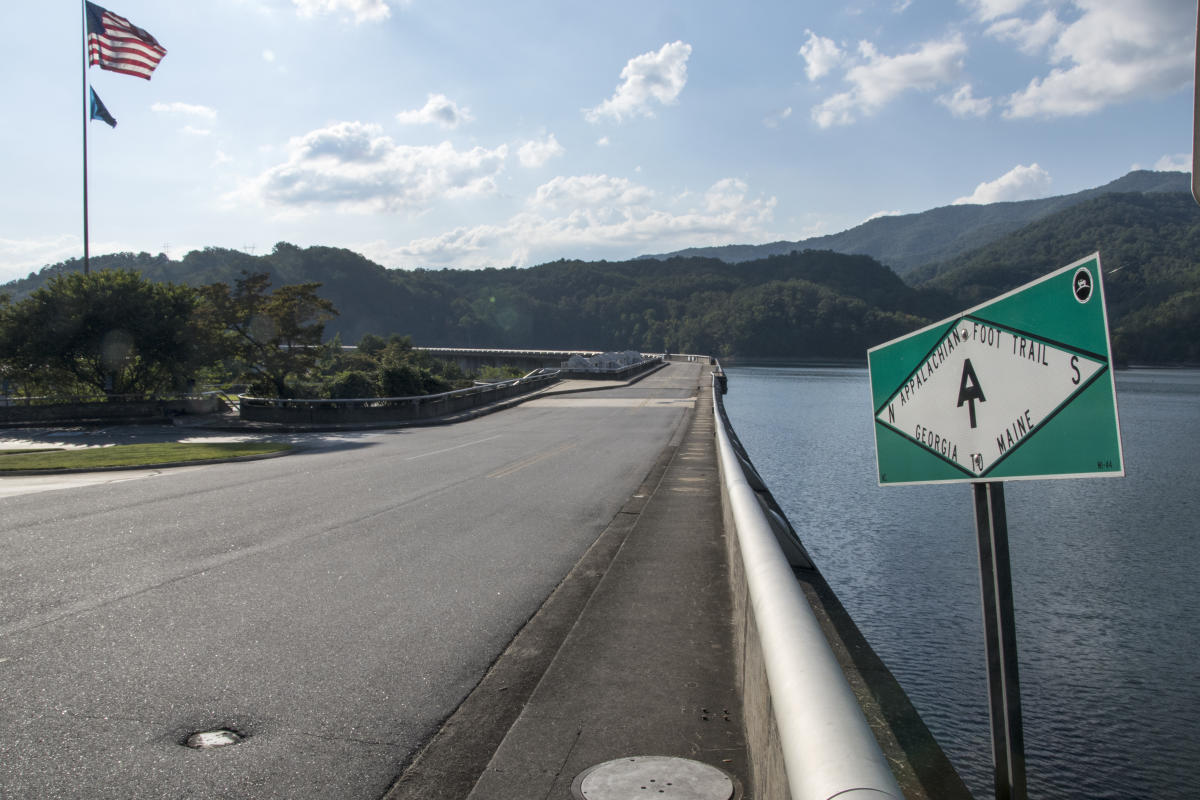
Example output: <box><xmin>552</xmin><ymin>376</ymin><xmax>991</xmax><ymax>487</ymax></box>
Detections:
<box><xmin>868</xmin><ymin>253</ymin><xmax>1124</xmax><ymax>486</ymax></box>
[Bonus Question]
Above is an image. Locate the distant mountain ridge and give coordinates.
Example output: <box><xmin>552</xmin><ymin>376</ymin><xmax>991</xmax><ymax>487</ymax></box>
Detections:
<box><xmin>4</xmin><ymin>171</ymin><xmax>1195</xmax><ymax>364</ymax></box>
<box><xmin>639</xmin><ymin>170</ymin><xmax>1191</xmax><ymax>277</ymax></box>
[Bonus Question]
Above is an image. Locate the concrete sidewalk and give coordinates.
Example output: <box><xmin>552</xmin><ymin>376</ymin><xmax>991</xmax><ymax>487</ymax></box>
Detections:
<box><xmin>384</xmin><ymin>373</ymin><xmax>749</xmax><ymax>799</ymax></box>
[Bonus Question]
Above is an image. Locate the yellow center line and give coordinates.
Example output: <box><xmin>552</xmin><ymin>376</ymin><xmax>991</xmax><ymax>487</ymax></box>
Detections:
<box><xmin>487</xmin><ymin>441</ymin><xmax>579</xmax><ymax>480</ymax></box>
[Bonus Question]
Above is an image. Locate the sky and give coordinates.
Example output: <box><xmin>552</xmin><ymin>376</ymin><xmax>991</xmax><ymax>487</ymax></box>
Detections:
<box><xmin>2</xmin><ymin>0</ymin><xmax>1194</xmax><ymax>284</ymax></box>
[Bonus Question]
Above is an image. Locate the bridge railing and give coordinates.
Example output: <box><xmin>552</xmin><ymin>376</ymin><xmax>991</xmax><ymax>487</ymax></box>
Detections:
<box><xmin>712</xmin><ymin>368</ymin><xmax>904</xmax><ymax>800</ymax></box>
<box><xmin>238</xmin><ymin>371</ymin><xmax>560</xmax><ymax>425</ymax></box>
<box><xmin>560</xmin><ymin>356</ymin><xmax>665</xmax><ymax>381</ymax></box>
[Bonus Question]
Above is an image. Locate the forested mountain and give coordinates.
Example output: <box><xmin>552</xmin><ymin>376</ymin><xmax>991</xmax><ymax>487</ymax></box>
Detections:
<box><xmin>5</xmin><ymin>174</ymin><xmax>1196</xmax><ymax>364</ymax></box>
<box><xmin>640</xmin><ymin>170</ymin><xmax>1191</xmax><ymax>277</ymax></box>
<box><xmin>916</xmin><ymin>191</ymin><xmax>1200</xmax><ymax>363</ymax></box>
<box><xmin>6</xmin><ymin>247</ymin><xmax>947</xmax><ymax>359</ymax></box>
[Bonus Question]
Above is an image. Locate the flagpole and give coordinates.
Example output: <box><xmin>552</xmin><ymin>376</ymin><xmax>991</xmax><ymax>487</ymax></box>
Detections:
<box><xmin>81</xmin><ymin>0</ymin><xmax>90</xmax><ymax>275</ymax></box>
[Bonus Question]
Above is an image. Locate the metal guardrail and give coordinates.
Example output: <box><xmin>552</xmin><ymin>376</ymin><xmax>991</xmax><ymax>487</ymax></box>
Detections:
<box><xmin>711</xmin><ymin>369</ymin><xmax>904</xmax><ymax>800</ymax></box>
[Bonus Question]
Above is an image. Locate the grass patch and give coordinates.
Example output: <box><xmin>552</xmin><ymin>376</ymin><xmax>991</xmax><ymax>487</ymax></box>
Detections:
<box><xmin>0</xmin><ymin>442</ymin><xmax>292</xmax><ymax>471</ymax></box>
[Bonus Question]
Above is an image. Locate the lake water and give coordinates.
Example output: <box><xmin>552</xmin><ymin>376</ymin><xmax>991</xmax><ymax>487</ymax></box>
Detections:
<box><xmin>721</xmin><ymin>364</ymin><xmax>1200</xmax><ymax>800</ymax></box>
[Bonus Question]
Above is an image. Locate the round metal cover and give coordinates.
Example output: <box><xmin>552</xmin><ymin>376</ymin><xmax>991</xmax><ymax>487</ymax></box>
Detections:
<box><xmin>572</xmin><ymin>756</ymin><xmax>736</xmax><ymax>799</ymax></box>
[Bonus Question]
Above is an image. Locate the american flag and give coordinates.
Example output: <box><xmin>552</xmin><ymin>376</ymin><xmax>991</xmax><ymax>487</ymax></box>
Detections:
<box><xmin>85</xmin><ymin>2</ymin><xmax>166</xmax><ymax>80</ymax></box>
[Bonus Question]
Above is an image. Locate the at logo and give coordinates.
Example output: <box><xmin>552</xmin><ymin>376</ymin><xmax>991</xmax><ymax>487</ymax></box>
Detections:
<box><xmin>1073</xmin><ymin>267</ymin><xmax>1093</xmax><ymax>304</ymax></box>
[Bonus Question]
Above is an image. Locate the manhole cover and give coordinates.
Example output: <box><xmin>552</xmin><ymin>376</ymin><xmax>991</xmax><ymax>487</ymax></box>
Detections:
<box><xmin>572</xmin><ymin>756</ymin><xmax>737</xmax><ymax>799</ymax></box>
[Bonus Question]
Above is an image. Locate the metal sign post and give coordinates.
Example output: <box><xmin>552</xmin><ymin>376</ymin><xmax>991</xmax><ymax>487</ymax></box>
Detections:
<box><xmin>867</xmin><ymin>254</ymin><xmax>1125</xmax><ymax>799</ymax></box>
<box><xmin>1193</xmin><ymin>0</ymin><xmax>1199</xmax><ymax>206</ymax></box>
<box><xmin>973</xmin><ymin>482</ymin><xmax>1026</xmax><ymax>800</ymax></box>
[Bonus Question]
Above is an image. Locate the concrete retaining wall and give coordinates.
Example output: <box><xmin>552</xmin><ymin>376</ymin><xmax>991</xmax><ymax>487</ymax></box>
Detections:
<box><xmin>560</xmin><ymin>358</ymin><xmax>665</xmax><ymax>381</ymax></box>
<box><xmin>239</xmin><ymin>373</ymin><xmax>558</xmax><ymax>425</ymax></box>
<box><xmin>713</xmin><ymin>371</ymin><xmax>974</xmax><ymax>800</ymax></box>
<box><xmin>722</xmin><ymin>498</ymin><xmax>792</xmax><ymax>799</ymax></box>
<box><xmin>0</xmin><ymin>396</ymin><xmax>220</xmax><ymax>426</ymax></box>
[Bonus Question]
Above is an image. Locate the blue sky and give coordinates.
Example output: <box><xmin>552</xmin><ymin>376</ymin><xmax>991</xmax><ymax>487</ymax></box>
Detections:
<box><xmin>2</xmin><ymin>0</ymin><xmax>1193</xmax><ymax>283</ymax></box>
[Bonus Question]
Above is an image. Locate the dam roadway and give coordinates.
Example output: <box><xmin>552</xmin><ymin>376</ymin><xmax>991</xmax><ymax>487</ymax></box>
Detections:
<box><xmin>0</xmin><ymin>362</ymin><xmax>733</xmax><ymax>799</ymax></box>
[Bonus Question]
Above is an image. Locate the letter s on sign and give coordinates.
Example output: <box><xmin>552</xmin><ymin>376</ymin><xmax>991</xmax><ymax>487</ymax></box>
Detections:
<box><xmin>1070</xmin><ymin>355</ymin><xmax>1080</xmax><ymax>385</ymax></box>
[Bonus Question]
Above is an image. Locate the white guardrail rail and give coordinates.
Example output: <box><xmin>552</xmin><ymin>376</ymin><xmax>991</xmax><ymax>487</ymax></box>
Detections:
<box><xmin>712</xmin><ymin>371</ymin><xmax>904</xmax><ymax>800</ymax></box>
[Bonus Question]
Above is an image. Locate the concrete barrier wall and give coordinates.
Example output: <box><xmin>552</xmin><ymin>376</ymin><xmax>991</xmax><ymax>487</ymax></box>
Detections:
<box><xmin>560</xmin><ymin>358</ymin><xmax>664</xmax><ymax>381</ymax></box>
<box><xmin>722</xmin><ymin>493</ymin><xmax>792</xmax><ymax>800</ymax></box>
<box><xmin>713</xmin><ymin>370</ymin><xmax>975</xmax><ymax>800</ymax></box>
<box><xmin>714</xmin><ymin>375</ymin><xmax>904</xmax><ymax>800</ymax></box>
<box><xmin>0</xmin><ymin>396</ymin><xmax>220</xmax><ymax>425</ymax></box>
<box><xmin>239</xmin><ymin>372</ymin><xmax>559</xmax><ymax>425</ymax></box>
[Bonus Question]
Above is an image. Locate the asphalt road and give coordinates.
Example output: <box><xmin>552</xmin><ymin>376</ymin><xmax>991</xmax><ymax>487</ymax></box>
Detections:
<box><xmin>0</xmin><ymin>363</ymin><xmax>703</xmax><ymax>799</ymax></box>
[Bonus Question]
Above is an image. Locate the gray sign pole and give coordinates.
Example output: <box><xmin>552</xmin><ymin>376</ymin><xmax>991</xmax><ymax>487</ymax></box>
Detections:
<box><xmin>973</xmin><ymin>481</ymin><xmax>1027</xmax><ymax>800</ymax></box>
<box><xmin>1193</xmin><ymin>0</ymin><xmax>1199</xmax><ymax>206</ymax></box>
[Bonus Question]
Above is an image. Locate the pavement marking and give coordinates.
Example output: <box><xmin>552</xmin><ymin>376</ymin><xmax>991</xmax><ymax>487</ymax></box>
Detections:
<box><xmin>0</xmin><ymin>469</ymin><xmax>178</xmax><ymax>499</ymax></box>
<box><xmin>404</xmin><ymin>435</ymin><xmax>503</xmax><ymax>461</ymax></box>
<box><xmin>521</xmin><ymin>397</ymin><xmax>695</xmax><ymax>408</ymax></box>
<box><xmin>487</xmin><ymin>441</ymin><xmax>578</xmax><ymax>480</ymax></box>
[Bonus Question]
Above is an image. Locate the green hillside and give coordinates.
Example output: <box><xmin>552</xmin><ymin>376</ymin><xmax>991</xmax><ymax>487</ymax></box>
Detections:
<box><xmin>7</xmin><ymin>247</ymin><xmax>947</xmax><ymax>360</ymax></box>
<box><xmin>920</xmin><ymin>191</ymin><xmax>1200</xmax><ymax>363</ymax></box>
<box><xmin>5</xmin><ymin>176</ymin><xmax>1196</xmax><ymax>365</ymax></box>
<box><xmin>641</xmin><ymin>170</ymin><xmax>1191</xmax><ymax>277</ymax></box>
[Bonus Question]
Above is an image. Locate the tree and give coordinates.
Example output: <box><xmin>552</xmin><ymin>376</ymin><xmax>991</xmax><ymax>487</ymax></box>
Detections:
<box><xmin>198</xmin><ymin>272</ymin><xmax>338</xmax><ymax>397</ymax></box>
<box><xmin>326</xmin><ymin>370</ymin><xmax>376</xmax><ymax>399</ymax></box>
<box><xmin>0</xmin><ymin>270</ymin><xmax>210</xmax><ymax>398</ymax></box>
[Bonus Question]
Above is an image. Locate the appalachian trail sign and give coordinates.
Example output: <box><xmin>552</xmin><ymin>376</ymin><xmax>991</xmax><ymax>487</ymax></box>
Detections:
<box><xmin>867</xmin><ymin>253</ymin><xmax>1125</xmax><ymax>800</ymax></box>
<box><xmin>868</xmin><ymin>252</ymin><xmax>1124</xmax><ymax>486</ymax></box>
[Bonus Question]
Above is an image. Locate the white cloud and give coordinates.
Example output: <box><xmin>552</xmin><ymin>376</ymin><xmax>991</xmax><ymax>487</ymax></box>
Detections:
<box><xmin>1153</xmin><ymin>153</ymin><xmax>1191</xmax><ymax>172</ymax></box>
<box><xmin>986</xmin><ymin>10</ymin><xmax>1064</xmax><ymax>55</ymax></box>
<box><xmin>151</xmin><ymin>102</ymin><xmax>217</xmax><ymax>119</ymax></box>
<box><xmin>585</xmin><ymin>41</ymin><xmax>693</xmax><ymax>123</ymax></box>
<box><xmin>704</xmin><ymin>178</ymin><xmax>753</xmax><ymax>213</ymax></box>
<box><xmin>953</xmin><ymin>163</ymin><xmax>1052</xmax><ymax>204</ymax></box>
<box><xmin>1002</xmin><ymin>0</ymin><xmax>1193</xmax><ymax>118</ymax></box>
<box><xmin>938</xmin><ymin>83</ymin><xmax>993</xmax><ymax>117</ymax></box>
<box><xmin>531</xmin><ymin>175</ymin><xmax>655</xmax><ymax>209</ymax></box>
<box><xmin>371</xmin><ymin>176</ymin><xmax>775</xmax><ymax>268</ymax></box>
<box><xmin>395</xmin><ymin>93</ymin><xmax>473</xmax><ymax>129</ymax></box>
<box><xmin>799</xmin><ymin>31</ymin><xmax>844</xmax><ymax>81</ymax></box>
<box><xmin>292</xmin><ymin>0</ymin><xmax>396</xmax><ymax>23</ymax></box>
<box><xmin>763</xmin><ymin>106</ymin><xmax>793</xmax><ymax>128</ymax></box>
<box><xmin>0</xmin><ymin>235</ymin><xmax>83</xmax><ymax>283</ymax></box>
<box><xmin>596</xmin><ymin>136</ymin><xmax>611</xmax><ymax>147</ymax></box>
<box><xmin>234</xmin><ymin>121</ymin><xmax>508</xmax><ymax>214</ymax></box>
<box><xmin>152</xmin><ymin>102</ymin><xmax>217</xmax><ymax>135</ymax></box>
<box><xmin>965</xmin><ymin>0</ymin><xmax>1032</xmax><ymax>22</ymax></box>
<box><xmin>863</xmin><ymin>210</ymin><xmax>903</xmax><ymax>222</ymax></box>
<box><xmin>517</xmin><ymin>134</ymin><xmax>565</xmax><ymax>168</ymax></box>
<box><xmin>812</xmin><ymin>34</ymin><xmax>967</xmax><ymax>127</ymax></box>
<box><xmin>262</xmin><ymin>49</ymin><xmax>276</xmax><ymax>62</ymax></box>
<box><xmin>811</xmin><ymin>93</ymin><xmax>858</xmax><ymax>128</ymax></box>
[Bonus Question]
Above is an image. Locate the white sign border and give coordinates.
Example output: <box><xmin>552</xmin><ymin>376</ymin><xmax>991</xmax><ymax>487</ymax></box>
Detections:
<box><xmin>868</xmin><ymin>252</ymin><xmax>1126</xmax><ymax>487</ymax></box>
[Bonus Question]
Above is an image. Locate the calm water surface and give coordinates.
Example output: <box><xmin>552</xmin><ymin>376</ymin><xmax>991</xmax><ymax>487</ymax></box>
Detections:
<box><xmin>722</xmin><ymin>365</ymin><xmax>1200</xmax><ymax>800</ymax></box>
